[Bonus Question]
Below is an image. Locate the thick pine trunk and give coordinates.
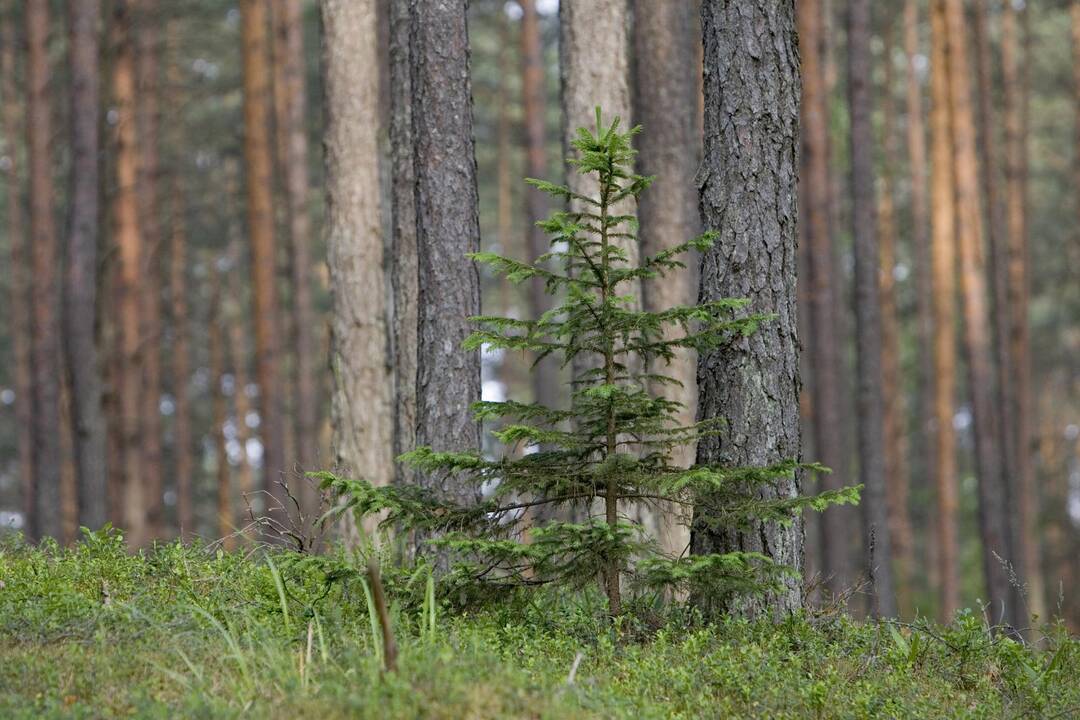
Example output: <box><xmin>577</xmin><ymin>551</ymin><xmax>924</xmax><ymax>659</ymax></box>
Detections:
<box><xmin>691</xmin><ymin>0</ymin><xmax>803</xmax><ymax>618</ymax></box>
<box><xmin>1002</xmin><ymin>1</ymin><xmax>1045</xmax><ymax>622</ymax></box>
<box><xmin>27</xmin><ymin>0</ymin><xmax>62</xmax><ymax>541</ymax></box>
<box><xmin>1</xmin><ymin>20</ymin><xmax>34</xmax><ymax>537</ymax></box>
<box><xmin>111</xmin><ymin>0</ymin><xmax>148</xmax><ymax>546</ymax></box>
<box><xmin>630</xmin><ymin>0</ymin><xmax>699</xmax><ymax>557</ymax></box>
<box><xmin>240</xmin><ymin>0</ymin><xmax>288</xmax><ymax>522</ymax></box>
<box><xmin>929</xmin><ymin>0</ymin><xmax>960</xmax><ymax>621</ymax></box>
<box><xmin>797</xmin><ymin>0</ymin><xmax>850</xmax><ymax>596</ymax></box>
<box><xmin>409</xmin><ymin>0</ymin><xmax>482</xmax><ymax>522</ymax></box>
<box><xmin>64</xmin><ymin>0</ymin><xmax>108</xmax><ymax>531</ymax></box>
<box><xmin>389</xmin><ymin>0</ymin><xmax>417</xmax><ymax>486</ymax></box>
<box><xmin>848</xmin><ymin>0</ymin><xmax>895</xmax><ymax>618</ymax></box>
<box><xmin>943</xmin><ymin>0</ymin><xmax>1015</xmax><ymax>628</ymax></box>
<box><xmin>322</xmin><ymin>0</ymin><xmax>395</xmax><ymax>543</ymax></box>
<box><xmin>519</xmin><ymin>0</ymin><xmax>558</xmax><ymax>416</ymax></box>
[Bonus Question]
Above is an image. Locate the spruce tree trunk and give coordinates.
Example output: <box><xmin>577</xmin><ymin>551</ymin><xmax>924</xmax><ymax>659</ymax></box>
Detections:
<box><xmin>322</xmin><ymin>0</ymin><xmax>395</xmax><ymax>542</ymax></box>
<box><xmin>64</xmin><ymin>0</ymin><xmax>108</xmax><ymax>531</ymax></box>
<box><xmin>904</xmin><ymin>0</ymin><xmax>938</xmax><ymax>599</ymax></box>
<box><xmin>26</xmin><ymin>0</ymin><xmax>62</xmax><ymax>541</ymax></box>
<box><xmin>630</xmin><ymin>0</ymin><xmax>699</xmax><ymax>557</ymax></box>
<box><xmin>240</xmin><ymin>0</ymin><xmax>288</xmax><ymax>521</ymax></box>
<box><xmin>389</xmin><ymin>0</ymin><xmax>417</xmax><ymax>485</ymax></box>
<box><xmin>797</xmin><ymin>0</ymin><xmax>851</xmax><ymax>596</ymax></box>
<box><xmin>848</xmin><ymin>0</ymin><xmax>895</xmax><ymax>618</ymax></box>
<box><xmin>691</xmin><ymin>0</ymin><xmax>803</xmax><ymax>618</ymax></box>
<box><xmin>111</xmin><ymin>0</ymin><xmax>148</xmax><ymax>546</ymax></box>
<box><xmin>136</xmin><ymin>0</ymin><xmax>165</xmax><ymax>539</ymax></box>
<box><xmin>879</xmin><ymin>16</ymin><xmax>915</xmax><ymax>617</ymax></box>
<box><xmin>929</xmin><ymin>0</ymin><xmax>960</xmax><ymax>621</ymax></box>
<box><xmin>1002</xmin><ymin>0</ymin><xmax>1045</xmax><ymax>622</ymax></box>
<box><xmin>1</xmin><ymin>19</ymin><xmax>35</xmax><ymax>537</ymax></box>
<box><xmin>272</xmin><ymin>0</ymin><xmax>318</xmax><ymax>490</ymax></box>
<box><xmin>520</xmin><ymin>0</ymin><xmax>558</xmax><ymax>415</ymax></box>
<box><xmin>409</xmin><ymin>0</ymin><xmax>482</xmax><ymax>519</ymax></box>
<box><xmin>943</xmin><ymin>0</ymin><xmax>1015</xmax><ymax>628</ymax></box>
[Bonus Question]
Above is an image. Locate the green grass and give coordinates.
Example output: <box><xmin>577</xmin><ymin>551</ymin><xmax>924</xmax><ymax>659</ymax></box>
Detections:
<box><xmin>1</xmin><ymin>530</ymin><xmax>1076</xmax><ymax>719</ymax></box>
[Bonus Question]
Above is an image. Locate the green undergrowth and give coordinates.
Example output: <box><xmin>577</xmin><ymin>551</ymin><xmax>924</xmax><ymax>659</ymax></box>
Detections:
<box><xmin>1</xmin><ymin>530</ymin><xmax>1076</xmax><ymax>719</ymax></box>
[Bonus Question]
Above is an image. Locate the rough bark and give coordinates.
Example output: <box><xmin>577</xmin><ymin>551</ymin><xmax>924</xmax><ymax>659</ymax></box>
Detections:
<box><xmin>904</xmin><ymin>0</ymin><xmax>937</xmax><ymax>599</ymax></box>
<box><xmin>879</xmin><ymin>16</ymin><xmax>915</xmax><ymax>618</ymax></box>
<box><xmin>630</xmin><ymin>0</ymin><xmax>699</xmax><ymax>557</ymax></box>
<box><xmin>1</xmin><ymin>18</ymin><xmax>34</xmax><ymax>537</ymax></box>
<box><xmin>272</xmin><ymin>0</ymin><xmax>318</xmax><ymax>485</ymax></box>
<box><xmin>408</xmin><ymin>0</ymin><xmax>482</xmax><ymax>520</ymax></box>
<box><xmin>1002</xmin><ymin>0</ymin><xmax>1044</xmax><ymax>622</ymax></box>
<box><xmin>136</xmin><ymin>0</ymin><xmax>165</xmax><ymax>539</ymax></box>
<box><xmin>943</xmin><ymin>0</ymin><xmax>1015</xmax><ymax>628</ymax></box>
<box><xmin>240</xmin><ymin>0</ymin><xmax>288</xmax><ymax>520</ymax></box>
<box><xmin>111</xmin><ymin>0</ymin><xmax>148</xmax><ymax>546</ymax></box>
<box><xmin>848</xmin><ymin>0</ymin><xmax>895</xmax><ymax>618</ymax></box>
<box><xmin>389</xmin><ymin>0</ymin><xmax>417</xmax><ymax>484</ymax></box>
<box><xmin>322</xmin><ymin>0</ymin><xmax>395</xmax><ymax>541</ymax></box>
<box><xmin>929</xmin><ymin>0</ymin><xmax>960</xmax><ymax>621</ymax></box>
<box><xmin>797</xmin><ymin>0</ymin><xmax>850</xmax><ymax>596</ymax></box>
<box><xmin>690</xmin><ymin>0</ymin><xmax>803</xmax><ymax>618</ymax></box>
<box><xmin>63</xmin><ymin>0</ymin><xmax>108</xmax><ymax>531</ymax></box>
<box><xmin>520</xmin><ymin>0</ymin><xmax>559</xmax><ymax>415</ymax></box>
<box><xmin>26</xmin><ymin>0</ymin><xmax>62</xmax><ymax>541</ymax></box>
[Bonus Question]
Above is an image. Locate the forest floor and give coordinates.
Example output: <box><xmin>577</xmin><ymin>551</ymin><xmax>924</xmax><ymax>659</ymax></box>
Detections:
<box><xmin>1</xmin><ymin>531</ymin><xmax>1077</xmax><ymax>719</ymax></box>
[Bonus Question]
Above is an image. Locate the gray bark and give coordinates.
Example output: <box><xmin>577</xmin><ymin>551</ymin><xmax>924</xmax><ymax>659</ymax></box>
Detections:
<box><xmin>409</xmin><ymin>0</ymin><xmax>482</xmax><ymax>511</ymax></box>
<box><xmin>690</xmin><ymin>0</ymin><xmax>803</xmax><ymax>618</ymax></box>
<box><xmin>65</xmin><ymin>0</ymin><xmax>108</xmax><ymax>530</ymax></box>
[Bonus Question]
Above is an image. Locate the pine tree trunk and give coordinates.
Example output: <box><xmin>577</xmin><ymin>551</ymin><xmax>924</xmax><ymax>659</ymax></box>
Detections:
<box><xmin>904</xmin><ymin>0</ymin><xmax>938</xmax><ymax>600</ymax></box>
<box><xmin>322</xmin><ymin>0</ymin><xmax>395</xmax><ymax>542</ymax></box>
<box><xmin>389</xmin><ymin>0</ymin><xmax>417</xmax><ymax>485</ymax></box>
<box><xmin>240</xmin><ymin>0</ymin><xmax>288</xmax><ymax>522</ymax></box>
<box><xmin>943</xmin><ymin>0</ymin><xmax>1015</xmax><ymax>628</ymax></box>
<box><xmin>63</xmin><ymin>0</ymin><xmax>108</xmax><ymax>531</ymax></box>
<box><xmin>691</xmin><ymin>0</ymin><xmax>803</xmax><ymax>618</ymax></box>
<box><xmin>136</xmin><ymin>0</ymin><xmax>165</xmax><ymax>539</ymax></box>
<box><xmin>111</xmin><ymin>0</ymin><xmax>148</xmax><ymax>546</ymax></box>
<box><xmin>409</xmin><ymin>0</ymin><xmax>482</xmax><ymax>523</ymax></box>
<box><xmin>630</xmin><ymin>0</ymin><xmax>699</xmax><ymax>558</ymax></box>
<box><xmin>26</xmin><ymin>0</ymin><xmax>62</xmax><ymax>541</ymax></box>
<box><xmin>879</xmin><ymin>16</ymin><xmax>915</xmax><ymax>618</ymax></box>
<box><xmin>848</xmin><ymin>0</ymin><xmax>895</xmax><ymax>618</ymax></box>
<box><xmin>929</xmin><ymin>0</ymin><xmax>960</xmax><ymax>621</ymax></box>
<box><xmin>519</xmin><ymin>0</ymin><xmax>558</xmax><ymax>416</ymax></box>
<box><xmin>208</xmin><ymin>263</ymin><xmax>231</xmax><ymax>546</ymax></box>
<box><xmin>272</xmin><ymin>0</ymin><xmax>318</xmax><ymax>491</ymax></box>
<box><xmin>797</xmin><ymin>0</ymin><xmax>851</xmax><ymax>597</ymax></box>
<box><xmin>1002</xmin><ymin>0</ymin><xmax>1045</xmax><ymax>622</ymax></box>
<box><xmin>1</xmin><ymin>19</ymin><xmax>35</xmax><ymax>538</ymax></box>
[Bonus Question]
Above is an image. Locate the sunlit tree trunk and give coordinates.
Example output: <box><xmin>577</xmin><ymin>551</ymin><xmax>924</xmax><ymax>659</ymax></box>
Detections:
<box><xmin>1</xmin><ymin>19</ymin><xmax>34</xmax><ymax>537</ymax></box>
<box><xmin>1002</xmin><ymin>0</ymin><xmax>1045</xmax><ymax>622</ymax></box>
<box><xmin>519</xmin><ymin>0</ymin><xmax>558</xmax><ymax>416</ymax></box>
<box><xmin>409</xmin><ymin>0</ymin><xmax>482</xmax><ymax>527</ymax></box>
<box><xmin>240</xmin><ymin>0</ymin><xmax>288</xmax><ymax>522</ymax></box>
<box><xmin>631</xmin><ymin>0</ymin><xmax>699</xmax><ymax>558</ymax></box>
<box><xmin>111</xmin><ymin>0</ymin><xmax>148</xmax><ymax>546</ymax></box>
<box><xmin>271</xmin><ymin>0</ymin><xmax>318</xmax><ymax>497</ymax></box>
<box><xmin>691</xmin><ymin>0</ymin><xmax>803</xmax><ymax>618</ymax></box>
<box><xmin>64</xmin><ymin>0</ymin><xmax>108</xmax><ymax>531</ymax></box>
<box><xmin>797</xmin><ymin>0</ymin><xmax>850</xmax><ymax>597</ymax></box>
<box><xmin>943</xmin><ymin>0</ymin><xmax>1015</xmax><ymax>628</ymax></box>
<box><xmin>848</xmin><ymin>0</ymin><xmax>895</xmax><ymax>618</ymax></box>
<box><xmin>929</xmin><ymin>0</ymin><xmax>960</xmax><ymax>622</ymax></box>
<box><xmin>322</xmin><ymin>0</ymin><xmax>394</xmax><ymax>543</ymax></box>
<box><xmin>904</xmin><ymin>0</ymin><xmax>938</xmax><ymax>599</ymax></box>
<box><xmin>879</xmin><ymin>16</ymin><xmax>915</xmax><ymax>618</ymax></box>
<box><xmin>136</xmin><ymin>0</ymin><xmax>165</xmax><ymax>539</ymax></box>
